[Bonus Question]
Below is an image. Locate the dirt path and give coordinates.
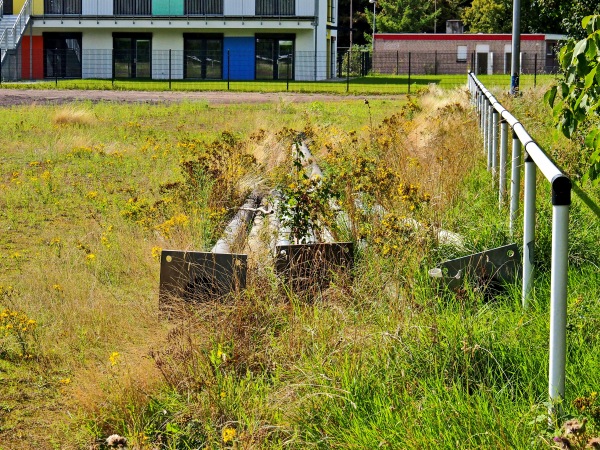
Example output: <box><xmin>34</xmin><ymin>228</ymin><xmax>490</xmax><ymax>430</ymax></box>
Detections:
<box><xmin>0</xmin><ymin>89</ymin><xmax>395</xmax><ymax>107</ymax></box>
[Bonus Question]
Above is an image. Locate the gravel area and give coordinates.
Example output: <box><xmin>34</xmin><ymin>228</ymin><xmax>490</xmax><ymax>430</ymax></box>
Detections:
<box><xmin>0</xmin><ymin>89</ymin><xmax>370</xmax><ymax>107</ymax></box>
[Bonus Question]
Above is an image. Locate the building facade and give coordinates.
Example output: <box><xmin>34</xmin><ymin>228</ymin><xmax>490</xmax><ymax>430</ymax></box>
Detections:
<box><xmin>373</xmin><ymin>33</ymin><xmax>563</xmax><ymax>75</ymax></box>
<box><xmin>0</xmin><ymin>0</ymin><xmax>338</xmax><ymax>81</ymax></box>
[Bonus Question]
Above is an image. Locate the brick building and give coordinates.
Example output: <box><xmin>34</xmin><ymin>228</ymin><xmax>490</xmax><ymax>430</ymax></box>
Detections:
<box><xmin>372</xmin><ymin>33</ymin><xmax>564</xmax><ymax>75</ymax></box>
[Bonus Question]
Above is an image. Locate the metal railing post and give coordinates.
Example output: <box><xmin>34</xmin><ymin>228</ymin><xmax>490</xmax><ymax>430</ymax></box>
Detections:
<box><xmin>492</xmin><ymin>110</ymin><xmax>499</xmax><ymax>181</ymax></box>
<box><xmin>482</xmin><ymin>98</ymin><xmax>488</xmax><ymax>154</ymax></box>
<box><xmin>548</xmin><ymin>176</ymin><xmax>571</xmax><ymax>410</ymax></box>
<box><xmin>509</xmin><ymin>131</ymin><xmax>522</xmax><ymax>235</ymax></box>
<box><xmin>168</xmin><ymin>49</ymin><xmax>172</xmax><ymax>90</ymax></box>
<box><xmin>522</xmin><ymin>152</ymin><xmax>536</xmax><ymax>308</ymax></box>
<box><xmin>487</xmin><ymin>103</ymin><xmax>493</xmax><ymax>170</ymax></box>
<box><xmin>499</xmin><ymin>119</ymin><xmax>508</xmax><ymax>205</ymax></box>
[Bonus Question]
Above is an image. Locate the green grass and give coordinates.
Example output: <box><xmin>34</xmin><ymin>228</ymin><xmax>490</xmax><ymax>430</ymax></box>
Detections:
<box><xmin>0</xmin><ymin>84</ymin><xmax>598</xmax><ymax>449</ymax></box>
<box><xmin>0</xmin><ymin>73</ymin><xmax>556</xmax><ymax>95</ymax></box>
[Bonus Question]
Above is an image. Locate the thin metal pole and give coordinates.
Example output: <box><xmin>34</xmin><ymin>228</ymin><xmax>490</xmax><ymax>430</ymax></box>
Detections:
<box><xmin>499</xmin><ymin>119</ymin><xmax>508</xmax><ymax>206</ymax></box>
<box><xmin>29</xmin><ymin>22</ymin><xmax>32</xmax><ymax>80</ymax></box>
<box><xmin>534</xmin><ymin>53</ymin><xmax>538</xmax><ymax>87</ymax></box>
<box><xmin>548</xmin><ymin>203</ymin><xmax>569</xmax><ymax>409</ymax></box>
<box><xmin>482</xmin><ymin>99</ymin><xmax>488</xmax><ymax>153</ymax></box>
<box><xmin>346</xmin><ymin>50</ymin><xmax>350</xmax><ymax>92</ymax></box>
<box><xmin>408</xmin><ymin>52</ymin><xmax>411</xmax><ymax>94</ymax></box>
<box><xmin>510</xmin><ymin>0</ymin><xmax>521</xmax><ymax>95</ymax></box>
<box><xmin>509</xmin><ymin>131</ymin><xmax>522</xmax><ymax>235</ymax></box>
<box><xmin>487</xmin><ymin>104</ymin><xmax>494</xmax><ymax>170</ymax></box>
<box><xmin>396</xmin><ymin>50</ymin><xmax>399</xmax><ymax>76</ymax></box>
<box><xmin>168</xmin><ymin>49</ymin><xmax>172</xmax><ymax>90</ymax></box>
<box><xmin>492</xmin><ymin>110</ymin><xmax>499</xmax><ymax>181</ymax></box>
<box><xmin>522</xmin><ymin>152</ymin><xmax>536</xmax><ymax>308</ymax></box>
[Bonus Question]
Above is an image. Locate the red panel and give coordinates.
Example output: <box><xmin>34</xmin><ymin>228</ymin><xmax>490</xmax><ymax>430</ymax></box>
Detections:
<box><xmin>21</xmin><ymin>36</ymin><xmax>44</xmax><ymax>80</ymax></box>
<box><xmin>375</xmin><ymin>33</ymin><xmax>546</xmax><ymax>42</ymax></box>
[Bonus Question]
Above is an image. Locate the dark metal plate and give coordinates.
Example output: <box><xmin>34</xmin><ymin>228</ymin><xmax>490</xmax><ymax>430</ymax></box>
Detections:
<box><xmin>437</xmin><ymin>243</ymin><xmax>521</xmax><ymax>292</ymax></box>
<box><xmin>275</xmin><ymin>242</ymin><xmax>354</xmax><ymax>294</ymax></box>
<box><xmin>159</xmin><ymin>250</ymin><xmax>247</xmax><ymax>309</ymax></box>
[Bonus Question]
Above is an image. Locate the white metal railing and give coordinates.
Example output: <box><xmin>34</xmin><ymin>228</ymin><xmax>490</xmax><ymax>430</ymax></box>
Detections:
<box><xmin>468</xmin><ymin>71</ymin><xmax>572</xmax><ymax>411</ymax></box>
<box><xmin>0</xmin><ymin>0</ymin><xmax>31</xmax><ymax>52</ymax></box>
<box><xmin>0</xmin><ymin>0</ymin><xmax>4</xmax><ymax>19</ymax></box>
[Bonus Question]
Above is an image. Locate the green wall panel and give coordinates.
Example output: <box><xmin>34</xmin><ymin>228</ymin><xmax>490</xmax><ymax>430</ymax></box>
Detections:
<box><xmin>153</xmin><ymin>0</ymin><xmax>183</xmax><ymax>15</ymax></box>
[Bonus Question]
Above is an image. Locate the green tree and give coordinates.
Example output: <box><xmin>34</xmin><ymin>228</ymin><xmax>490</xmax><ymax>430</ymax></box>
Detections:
<box><xmin>461</xmin><ymin>0</ymin><xmax>511</xmax><ymax>33</ymax></box>
<box><xmin>365</xmin><ymin>0</ymin><xmax>439</xmax><ymax>36</ymax></box>
<box><xmin>546</xmin><ymin>15</ymin><xmax>600</xmax><ymax>183</ymax></box>
<box><xmin>462</xmin><ymin>0</ymin><xmax>599</xmax><ymax>35</ymax></box>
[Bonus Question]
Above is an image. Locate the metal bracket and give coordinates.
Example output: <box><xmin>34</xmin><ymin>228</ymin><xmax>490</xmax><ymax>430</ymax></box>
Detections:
<box><xmin>430</xmin><ymin>243</ymin><xmax>521</xmax><ymax>293</ymax></box>
<box><xmin>159</xmin><ymin>250</ymin><xmax>247</xmax><ymax>310</ymax></box>
<box><xmin>275</xmin><ymin>242</ymin><xmax>353</xmax><ymax>293</ymax></box>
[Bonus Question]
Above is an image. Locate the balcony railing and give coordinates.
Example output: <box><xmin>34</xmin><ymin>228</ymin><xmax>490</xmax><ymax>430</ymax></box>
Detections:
<box><xmin>256</xmin><ymin>0</ymin><xmax>295</xmax><ymax>16</ymax></box>
<box><xmin>44</xmin><ymin>0</ymin><xmax>82</xmax><ymax>15</ymax></box>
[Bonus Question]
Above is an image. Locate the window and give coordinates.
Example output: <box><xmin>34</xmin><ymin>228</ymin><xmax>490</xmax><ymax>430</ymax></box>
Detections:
<box><xmin>113</xmin><ymin>33</ymin><xmax>152</xmax><ymax>78</ymax></box>
<box><xmin>255</xmin><ymin>35</ymin><xmax>294</xmax><ymax>80</ymax></box>
<box><xmin>114</xmin><ymin>0</ymin><xmax>151</xmax><ymax>15</ymax></box>
<box><xmin>44</xmin><ymin>0</ymin><xmax>82</xmax><ymax>14</ymax></box>
<box><xmin>43</xmin><ymin>33</ymin><xmax>82</xmax><ymax>78</ymax></box>
<box><xmin>184</xmin><ymin>34</ymin><xmax>223</xmax><ymax>79</ymax></box>
<box><xmin>457</xmin><ymin>45</ymin><xmax>467</xmax><ymax>63</ymax></box>
<box><xmin>256</xmin><ymin>0</ymin><xmax>295</xmax><ymax>16</ymax></box>
<box><xmin>185</xmin><ymin>0</ymin><xmax>223</xmax><ymax>15</ymax></box>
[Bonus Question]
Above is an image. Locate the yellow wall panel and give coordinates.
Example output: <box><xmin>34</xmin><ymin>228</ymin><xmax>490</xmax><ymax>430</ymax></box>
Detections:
<box><xmin>32</xmin><ymin>0</ymin><xmax>44</xmax><ymax>15</ymax></box>
<box><xmin>12</xmin><ymin>0</ymin><xmax>43</xmax><ymax>15</ymax></box>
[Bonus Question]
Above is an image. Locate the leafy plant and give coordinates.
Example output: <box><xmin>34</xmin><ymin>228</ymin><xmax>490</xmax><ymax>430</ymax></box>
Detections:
<box><xmin>276</xmin><ymin>144</ymin><xmax>339</xmax><ymax>243</ymax></box>
<box><xmin>545</xmin><ymin>15</ymin><xmax>600</xmax><ymax>184</ymax></box>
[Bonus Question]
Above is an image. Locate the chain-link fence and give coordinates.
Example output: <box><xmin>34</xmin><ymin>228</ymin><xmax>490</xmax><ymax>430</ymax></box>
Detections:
<box><xmin>1</xmin><ymin>47</ymin><xmax>556</xmax><ymax>93</ymax></box>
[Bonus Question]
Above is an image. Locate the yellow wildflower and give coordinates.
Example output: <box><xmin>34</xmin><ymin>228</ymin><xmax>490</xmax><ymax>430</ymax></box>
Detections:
<box><xmin>151</xmin><ymin>246</ymin><xmax>162</xmax><ymax>260</ymax></box>
<box><xmin>109</xmin><ymin>352</ymin><xmax>120</xmax><ymax>366</ymax></box>
<box><xmin>222</xmin><ymin>427</ymin><xmax>236</xmax><ymax>443</ymax></box>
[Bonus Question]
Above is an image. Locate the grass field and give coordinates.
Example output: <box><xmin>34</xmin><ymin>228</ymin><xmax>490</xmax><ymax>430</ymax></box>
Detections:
<box><xmin>0</xmin><ymin>82</ymin><xmax>599</xmax><ymax>449</ymax></box>
<box><xmin>0</xmin><ymin>73</ymin><xmax>555</xmax><ymax>95</ymax></box>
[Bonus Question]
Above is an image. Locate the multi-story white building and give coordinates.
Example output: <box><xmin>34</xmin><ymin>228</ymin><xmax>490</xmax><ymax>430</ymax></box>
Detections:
<box><xmin>0</xmin><ymin>0</ymin><xmax>338</xmax><ymax>81</ymax></box>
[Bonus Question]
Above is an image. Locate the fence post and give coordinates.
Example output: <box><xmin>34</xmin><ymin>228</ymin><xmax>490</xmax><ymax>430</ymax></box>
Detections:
<box><xmin>112</xmin><ymin>49</ymin><xmax>115</xmax><ymax>88</ymax></box>
<box><xmin>396</xmin><ymin>50</ymin><xmax>399</xmax><ymax>76</ymax></box>
<box><xmin>534</xmin><ymin>53</ymin><xmax>538</xmax><ymax>88</ymax></box>
<box><xmin>491</xmin><ymin>110</ymin><xmax>499</xmax><ymax>181</ymax></box>
<box><xmin>482</xmin><ymin>98</ymin><xmax>488</xmax><ymax>153</ymax></box>
<box><xmin>287</xmin><ymin>56</ymin><xmax>290</xmax><ymax>91</ymax></box>
<box><xmin>168</xmin><ymin>49</ymin><xmax>172</xmax><ymax>90</ymax></box>
<box><xmin>488</xmin><ymin>103</ymin><xmax>494</xmax><ymax>170</ymax></box>
<box><xmin>346</xmin><ymin>50</ymin><xmax>350</xmax><ymax>93</ymax></box>
<box><xmin>227</xmin><ymin>49</ymin><xmax>230</xmax><ymax>91</ymax></box>
<box><xmin>522</xmin><ymin>152</ymin><xmax>536</xmax><ymax>308</ymax></box>
<box><xmin>408</xmin><ymin>52</ymin><xmax>411</xmax><ymax>94</ymax></box>
<box><xmin>54</xmin><ymin>51</ymin><xmax>58</xmax><ymax>87</ymax></box>
<box><xmin>509</xmin><ymin>131</ymin><xmax>522</xmax><ymax>236</ymax></box>
<box><xmin>548</xmin><ymin>175</ymin><xmax>571</xmax><ymax>413</ymax></box>
<box><xmin>499</xmin><ymin>119</ymin><xmax>508</xmax><ymax>206</ymax></box>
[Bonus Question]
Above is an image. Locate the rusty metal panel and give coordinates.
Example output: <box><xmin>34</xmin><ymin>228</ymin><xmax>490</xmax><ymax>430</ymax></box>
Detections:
<box><xmin>275</xmin><ymin>242</ymin><xmax>353</xmax><ymax>294</ymax></box>
<box><xmin>159</xmin><ymin>250</ymin><xmax>247</xmax><ymax>309</ymax></box>
<box><xmin>434</xmin><ymin>243</ymin><xmax>521</xmax><ymax>293</ymax></box>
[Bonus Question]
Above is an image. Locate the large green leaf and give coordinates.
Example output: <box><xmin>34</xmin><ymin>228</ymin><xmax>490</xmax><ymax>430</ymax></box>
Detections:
<box><xmin>544</xmin><ymin>86</ymin><xmax>558</xmax><ymax>108</ymax></box>
<box><xmin>572</xmin><ymin>39</ymin><xmax>588</xmax><ymax>62</ymax></box>
<box><xmin>584</xmin><ymin>129</ymin><xmax>600</xmax><ymax>149</ymax></box>
<box><xmin>585</xmin><ymin>65</ymin><xmax>598</xmax><ymax>89</ymax></box>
